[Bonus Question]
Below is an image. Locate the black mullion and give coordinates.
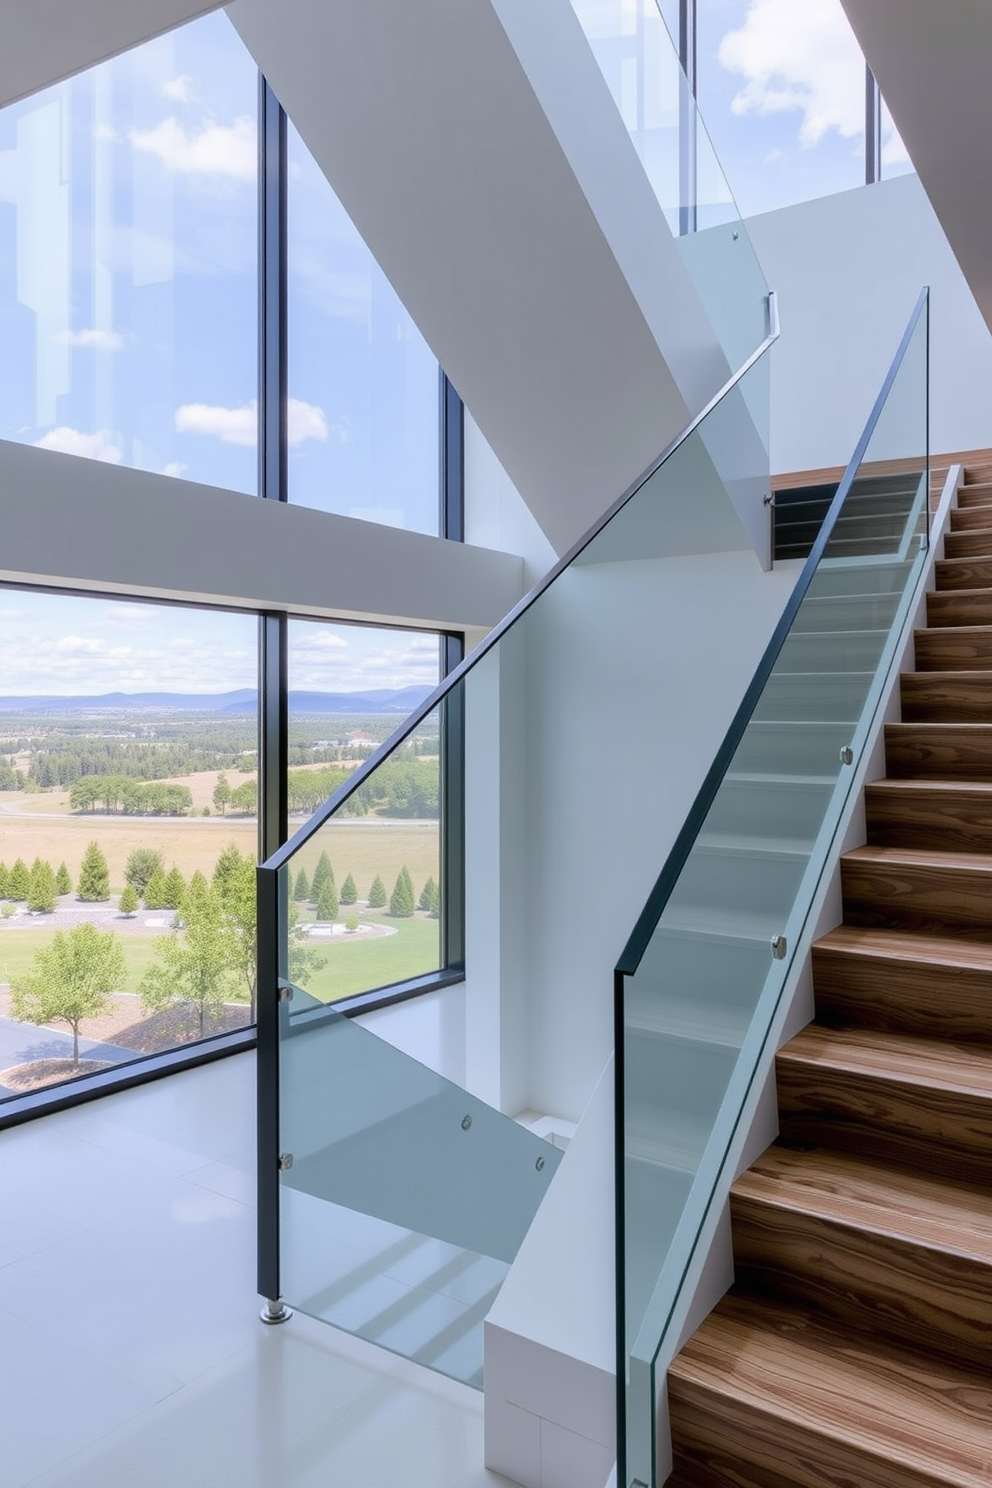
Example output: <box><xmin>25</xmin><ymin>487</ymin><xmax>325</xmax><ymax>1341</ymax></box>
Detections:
<box><xmin>440</xmin><ymin>371</ymin><xmax>464</xmax><ymax>541</ymax></box>
<box><xmin>440</xmin><ymin>633</ymin><xmax>465</xmax><ymax>974</ymax></box>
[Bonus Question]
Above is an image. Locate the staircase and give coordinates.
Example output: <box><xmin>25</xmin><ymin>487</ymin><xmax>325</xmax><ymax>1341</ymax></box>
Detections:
<box><xmin>665</xmin><ymin>459</ymin><xmax>992</xmax><ymax>1488</ymax></box>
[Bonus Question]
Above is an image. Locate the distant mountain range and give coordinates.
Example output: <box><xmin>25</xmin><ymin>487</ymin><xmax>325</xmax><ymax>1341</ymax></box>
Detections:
<box><xmin>0</xmin><ymin>686</ymin><xmax>436</xmax><ymax>714</ymax></box>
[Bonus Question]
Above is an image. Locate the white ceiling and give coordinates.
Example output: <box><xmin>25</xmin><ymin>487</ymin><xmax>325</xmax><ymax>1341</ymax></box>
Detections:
<box><xmin>841</xmin><ymin>0</ymin><xmax>992</xmax><ymax>335</ymax></box>
<box><xmin>0</xmin><ymin>0</ymin><xmax>222</xmax><ymax>105</ymax></box>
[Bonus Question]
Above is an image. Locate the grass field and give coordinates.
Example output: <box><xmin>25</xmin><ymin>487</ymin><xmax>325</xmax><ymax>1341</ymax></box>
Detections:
<box><xmin>0</xmin><ymin>803</ymin><xmax>439</xmax><ymax>899</ymax></box>
<box><xmin>0</xmin><ymin>911</ymin><xmax>440</xmax><ymax>1005</ymax></box>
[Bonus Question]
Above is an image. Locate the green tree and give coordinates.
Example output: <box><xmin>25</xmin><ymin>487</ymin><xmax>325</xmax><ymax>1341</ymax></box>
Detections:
<box><xmin>119</xmin><ymin>884</ymin><xmax>139</xmax><ymax>916</ymax></box>
<box><xmin>340</xmin><ymin>872</ymin><xmax>357</xmax><ymax>905</ymax></box>
<box><xmin>389</xmin><ymin>866</ymin><xmax>415</xmax><ymax>918</ymax></box>
<box><xmin>163</xmin><ymin>866</ymin><xmax>186</xmax><ymax>910</ymax></box>
<box><xmin>229</xmin><ymin>778</ymin><xmax>257</xmax><ymax>814</ymax></box>
<box><xmin>294</xmin><ymin>867</ymin><xmax>310</xmax><ymax>902</ymax></box>
<box><xmin>212</xmin><ymin>771</ymin><xmax>232</xmax><ymax>815</ymax></box>
<box><xmin>8</xmin><ymin>858</ymin><xmax>29</xmax><ymax>900</ymax></box>
<box><xmin>311</xmin><ymin>851</ymin><xmax>334</xmax><ymax>902</ymax></box>
<box><xmin>28</xmin><ymin>860</ymin><xmax>56</xmax><ymax>914</ymax></box>
<box><xmin>419</xmin><ymin>876</ymin><xmax>440</xmax><ymax>916</ymax></box>
<box><xmin>143</xmin><ymin>868</ymin><xmax>169</xmax><ymax>909</ymax></box>
<box><xmin>55</xmin><ymin>861</ymin><xmax>72</xmax><ymax>896</ymax></box>
<box><xmin>0</xmin><ymin>861</ymin><xmax>9</xmax><ymax>898</ymax></box>
<box><xmin>367</xmin><ymin>873</ymin><xmax>387</xmax><ymax>909</ymax></box>
<box><xmin>77</xmin><ymin>841</ymin><xmax>110</xmax><ymax>901</ymax></box>
<box><xmin>11</xmin><ymin>924</ymin><xmax>126</xmax><ymax>1066</ymax></box>
<box><xmin>316</xmin><ymin>878</ymin><xmax>338</xmax><ymax>922</ymax></box>
<box><xmin>125</xmin><ymin>848</ymin><xmax>164</xmax><ymax>896</ymax></box>
<box><xmin>214</xmin><ymin>847</ymin><xmax>258</xmax><ymax>1018</ymax></box>
<box><xmin>140</xmin><ymin>872</ymin><xmax>238</xmax><ymax>1038</ymax></box>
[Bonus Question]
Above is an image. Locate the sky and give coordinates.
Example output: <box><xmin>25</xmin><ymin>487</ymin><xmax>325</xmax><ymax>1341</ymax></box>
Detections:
<box><xmin>0</xmin><ymin>592</ymin><xmax>441</xmax><ymax>698</ymax></box>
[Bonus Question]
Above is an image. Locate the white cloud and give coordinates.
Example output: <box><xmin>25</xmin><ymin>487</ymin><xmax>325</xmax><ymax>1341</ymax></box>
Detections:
<box><xmin>94</xmin><ymin>123</ymin><xmax>120</xmax><ymax>143</ymax></box>
<box><xmin>719</xmin><ymin>0</ymin><xmax>864</xmax><ymax>147</ymax></box>
<box><xmin>161</xmin><ymin>74</ymin><xmax>194</xmax><ymax>103</ymax></box>
<box><xmin>128</xmin><ymin>115</ymin><xmax>255</xmax><ymax>181</ymax></box>
<box><xmin>59</xmin><ymin>327</ymin><xmax>124</xmax><ymax>350</ymax></box>
<box><xmin>174</xmin><ymin>398</ymin><xmax>331</xmax><ymax>448</ymax></box>
<box><xmin>33</xmin><ymin>427</ymin><xmax>122</xmax><ymax>464</ymax></box>
<box><xmin>163</xmin><ymin>461</ymin><xmax>188</xmax><ymax>478</ymax></box>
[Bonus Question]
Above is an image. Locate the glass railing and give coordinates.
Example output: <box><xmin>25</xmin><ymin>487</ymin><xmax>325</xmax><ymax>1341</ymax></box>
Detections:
<box><xmin>615</xmin><ymin>287</ymin><xmax>929</xmax><ymax>1488</ymax></box>
<box><xmin>257</xmin><ymin>305</ymin><xmax>779</xmax><ymax>1388</ymax></box>
<box><xmin>570</xmin><ymin>0</ymin><xmax>769</xmax><ymax>375</ymax></box>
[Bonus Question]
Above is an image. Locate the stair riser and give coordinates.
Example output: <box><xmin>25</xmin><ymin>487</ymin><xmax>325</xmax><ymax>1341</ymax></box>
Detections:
<box><xmin>811</xmin><ymin>942</ymin><xmax>992</xmax><ymax>1039</ymax></box>
<box><xmin>900</xmin><ymin>674</ymin><xmax>992</xmax><ymax>722</ymax></box>
<box><xmin>927</xmin><ymin>591</ymin><xmax>992</xmax><ymax>627</ymax></box>
<box><xmin>841</xmin><ymin>856</ymin><xmax>992</xmax><ymax>933</ymax></box>
<box><xmin>776</xmin><ymin>1060</ymin><xmax>992</xmax><ymax>1184</ymax></box>
<box><xmin>669</xmin><ymin>1381</ymin><xmax>953</xmax><ymax>1488</ymax></box>
<box><xmin>865</xmin><ymin>782</ymin><xmax>992</xmax><ymax>850</ymax></box>
<box><xmin>913</xmin><ymin>628</ymin><xmax>992</xmax><ymax>670</ymax></box>
<box><xmin>955</xmin><ymin>483</ymin><xmax>992</xmax><ymax>508</ymax></box>
<box><xmin>943</xmin><ymin>529</ymin><xmax>992</xmax><ymax>560</ymax></box>
<box><xmin>731</xmin><ymin>1198</ymin><xmax>992</xmax><ymax>1371</ymax></box>
<box><xmin>935</xmin><ymin>558</ymin><xmax>992</xmax><ymax>589</ymax></box>
<box><xmin>884</xmin><ymin>724</ymin><xmax>992</xmax><ymax>779</ymax></box>
<box><xmin>949</xmin><ymin>504</ymin><xmax>992</xmax><ymax>532</ymax></box>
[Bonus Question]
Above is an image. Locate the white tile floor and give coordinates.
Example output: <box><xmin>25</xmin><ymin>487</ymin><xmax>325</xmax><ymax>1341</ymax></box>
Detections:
<box><xmin>0</xmin><ymin>1052</ymin><xmax>519</xmax><ymax>1488</ymax></box>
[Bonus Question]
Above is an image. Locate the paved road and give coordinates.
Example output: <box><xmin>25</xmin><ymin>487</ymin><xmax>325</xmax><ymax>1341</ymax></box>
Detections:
<box><xmin>0</xmin><ymin>1015</ymin><xmax>136</xmax><ymax>1095</ymax></box>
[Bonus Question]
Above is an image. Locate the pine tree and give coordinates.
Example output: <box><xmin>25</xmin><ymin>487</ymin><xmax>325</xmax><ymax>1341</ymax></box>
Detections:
<box><xmin>367</xmin><ymin>873</ymin><xmax>387</xmax><ymax>909</ymax></box>
<box><xmin>340</xmin><ymin>872</ymin><xmax>357</xmax><ymax>905</ymax></box>
<box><xmin>28</xmin><ymin>860</ymin><xmax>57</xmax><ymax>913</ymax></box>
<box><xmin>119</xmin><ymin>884</ymin><xmax>139</xmax><ymax>916</ymax></box>
<box><xmin>0</xmin><ymin>862</ymin><xmax>9</xmax><ymax>898</ymax></box>
<box><xmin>55</xmin><ymin>861</ymin><xmax>72</xmax><ymax>896</ymax></box>
<box><xmin>294</xmin><ymin>867</ymin><xmax>310</xmax><ymax>902</ymax></box>
<box><xmin>311</xmin><ymin>851</ymin><xmax>334</xmax><ymax>901</ymax></box>
<box><xmin>419</xmin><ymin>876</ymin><xmax>440</xmax><ymax>915</ymax></box>
<box><xmin>8</xmin><ymin>858</ymin><xmax>29</xmax><ymax>900</ymax></box>
<box><xmin>163</xmin><ymin>866</ymin><xmax>186</xmax><ymax>910</ymax></box>
<box><xmin>77</xmin><ymin>841</ymin><xmax>110</xmax><ymax>901</ymax></box>
<box><xmin>316</xmin><ymin>878</ymin><xmax>338</xmax><ymax>922</ymax></box>
<box><xmin>389</xmin><ymin>867</ymin><xmax>415</xmax><ymax>918</ymax></box>
<box><xmin>143</xmin><ymin>868</ymin><xmax>169</xmax><ymax>908</ymax></box>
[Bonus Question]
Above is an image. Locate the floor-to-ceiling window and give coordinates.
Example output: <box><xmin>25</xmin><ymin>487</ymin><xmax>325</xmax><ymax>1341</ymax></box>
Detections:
<box><xmin>0</xmin><ymin>13</ymin><xmax>465</xmax><ymax>1122</ymax></box>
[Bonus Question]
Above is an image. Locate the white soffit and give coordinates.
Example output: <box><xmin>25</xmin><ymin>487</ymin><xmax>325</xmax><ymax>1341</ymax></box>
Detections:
<box><xmin>841</xmin><ymin>0</ymin><xmax>992</xmax><ymax>335</ymax></box>
<box><xmin>0</xmin><ymin>0</ymin><xmax>224</xmax><ymax>106</ymax></box>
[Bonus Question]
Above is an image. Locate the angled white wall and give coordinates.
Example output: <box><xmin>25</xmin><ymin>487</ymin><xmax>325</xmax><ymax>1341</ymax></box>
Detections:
<box><xmin>227</xmin><ymin>0</ymin><xmax>733</xmax><ymax>557</ymax></box>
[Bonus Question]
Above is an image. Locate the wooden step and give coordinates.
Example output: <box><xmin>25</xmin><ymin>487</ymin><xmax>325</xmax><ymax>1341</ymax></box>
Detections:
<box><xmin>841</xmin><ymin>843</ymin><xmax>992</xmax><ymax>933</ymax></box>
<box><xmin>865</xmin><ymin>776</ymin><xmax>992</xmax><ymax>851</ymax></box>
<box><xmin>954</xmin><ymin>480</ymin><xmax>992</xmax><ymax>507</ymax></box>
<box><xmin>913</xmin><ymin>623</ymin><xmax>992</xmax><ymax>670</ymax></box>
<box><xmin>926</xmin><ymin>588</ymin><xmax>992</xmax><ymax>627</ymax></box>
<box><xmin>885</xmin><ymin>721</ymin><xmax>992</xmax><ymax>778</ymax></box>
<box><xmin>899</xmin><ymin>670</ymin><xmax>992</xmax><ymax>722</ymax></box>
<box><xmin>949</xmin><ymin>502</ymin><xmax>992</xmax><ymax>533</ymax></box>
<box><xmin>933</xmin><ymin>554</ymin><xmax>992</xmax><ymax>590</ymax></box>
<box><xmin>942</xmin><ymin>528</ymin><xmax>992</xmax><ymax>560</ymax></box>
<box><xmin>811</xmin><ymin>923</ymin><xmax>992</xmax><ymax>1040</ymax></box>
<box><xmin>776</xmin><ymin>1023</ymin><xmax>992</xmax><ymax>1182</ymax></box>
<box><xmin>669</xmin><ymin>1292</ymin><xmax>992</xmax><ymax>1488</ymax></box>
<box><xmin>730</xmin><ymin>1144</ymin><xmax>992</xmax><ymax>1369</ymax></box>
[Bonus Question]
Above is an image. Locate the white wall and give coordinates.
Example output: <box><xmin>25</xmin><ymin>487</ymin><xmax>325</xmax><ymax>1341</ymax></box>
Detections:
<box><xmin>748</xmin><ymin>173</ymin><xmax>992</xmax><ymax>475</ymax></box>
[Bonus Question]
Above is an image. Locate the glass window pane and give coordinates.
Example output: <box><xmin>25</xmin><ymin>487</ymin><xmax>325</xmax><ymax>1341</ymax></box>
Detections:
<box><xmin>696</xmin><ymin>0</ymin><xmax>867</xmax><ymax>216</ymax></box>
<box><xmin>880</xmin><ymin>95</ymin><xmax>914</xmax><ymax>180</ymax></box>
<box><xmin>0</xmin><ymin>12</ymin><xmax>258</xmax><ymax>492</ymax></box>
<box><xmin>286</xmin><ymin>620</ymin><xmax>442</xmax><ymax>1002</ymax></box>
<box><xmin>286</xmin><ymin>123</ymin><xmax>441</xmax><ymax>534</ymax></box>
<box><xmin>0</xmin><ymin>592</ymin><xmax>258</xmax><ymax>1105</ymax></box>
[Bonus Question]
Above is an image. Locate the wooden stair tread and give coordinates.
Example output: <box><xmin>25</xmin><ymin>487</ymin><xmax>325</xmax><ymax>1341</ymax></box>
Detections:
<box><xmin>669</xmin><ymin>1293</ymin><xmax>992</xmax><ymax>1486</ymax></box>
<box><xmin>779</xmin><ymin>1023</ymin><xmax>992</xmax><ymax>1095</ymax></box>
<box><xmin>844</xmin><ymin>841</ymin><xmax>992</xmax><ymax>873</ymax></box>
<box><xmin>735</xmin><ymin>1143</ymin><xmax>992</xmax><ymax>1258</ymax></box>
<box><xmin>815</xmin><ymin>921</ymin><xmax>992</xmax><ymax>971</ymax></box>
<box><xmin>867</xmin><ymin>774</ymin><xmax>992</xmax><ymax>797</ymax></box>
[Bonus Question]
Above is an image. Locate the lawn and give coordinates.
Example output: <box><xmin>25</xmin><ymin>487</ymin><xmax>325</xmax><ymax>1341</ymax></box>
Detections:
<box><xmin>0</xmin><ymin>928</ymin><xmax>163</xmax><ymax>994</ymax></box>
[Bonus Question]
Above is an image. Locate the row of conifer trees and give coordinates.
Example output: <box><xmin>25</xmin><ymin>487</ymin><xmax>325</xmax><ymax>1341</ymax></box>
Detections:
<box><xmin>288</xmin><ymin>852</ymin><xmax>439</xmax><ymax>920</ymax></box>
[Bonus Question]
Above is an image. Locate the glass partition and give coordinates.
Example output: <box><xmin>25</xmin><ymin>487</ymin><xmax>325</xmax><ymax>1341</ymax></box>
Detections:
<box><xmin>570</xmin><ymin>0</ymin><xmax>769</xmax><ymax>374</ymax></box>
<box><xmin>258</xmin><ymin>312</ymin><xmax>779</xmax><ymax>1386</ymax></box>
<box><xmin>615</xmin><ymin>289</ymin><xmax>928</xmax><ymax>1488</ymax></box>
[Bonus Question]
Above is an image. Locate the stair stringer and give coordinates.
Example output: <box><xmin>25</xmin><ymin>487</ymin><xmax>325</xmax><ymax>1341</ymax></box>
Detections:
<box><xmin>642</xmin><ymin>463</ymin><xmax>961</xmax><ymax>1487</ymax></box>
